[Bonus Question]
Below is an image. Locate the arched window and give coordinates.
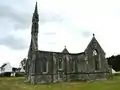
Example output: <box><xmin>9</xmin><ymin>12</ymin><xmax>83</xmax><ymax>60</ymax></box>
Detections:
<box><xmin>71</xmin><ymin>59</ymin><xmax>75</xmax><ymax>72</ymax></box>
<box><xmin>58</xmin><ymin>58</ymin><xmax>62</xmax><ymax>69</ymax></box>
<box><xmin>85</xmin><ymin>52</ymin><xmax>88</xmax><ymax>65</ymax></box>
<box><xmin>95</xmin><ymin>59</ymin><xmax>99</xmax><ymax>70</ymax></box>
<box><xmin>93</xmin><ymin>49</ymin><xmax>99</xmax><ymax>70</ymax></box>
<box><xmin>42</xmin><ymin>58</ymin><xmax>48</xmax><ymax>73</ymax></box>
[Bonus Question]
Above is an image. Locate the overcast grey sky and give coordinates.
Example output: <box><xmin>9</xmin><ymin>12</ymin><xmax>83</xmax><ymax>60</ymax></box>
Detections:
<box><xmin>0</xmin><ymin>0</ymin><xmax>120</xmax><ymax>67</ymax></box>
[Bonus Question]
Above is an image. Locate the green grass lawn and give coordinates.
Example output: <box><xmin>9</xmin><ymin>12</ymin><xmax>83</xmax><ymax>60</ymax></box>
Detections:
<box><xmin>0</xmin><ymin>76</ymin><xmax>120</xmax><ymax>90</ymax></box>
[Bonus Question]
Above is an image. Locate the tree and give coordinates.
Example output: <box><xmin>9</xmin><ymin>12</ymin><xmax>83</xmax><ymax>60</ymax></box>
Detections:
<box><xmin>107</xmin><ymin>55</ymin><xmax>120</xmax><ymax>71</ymax></box>
<box><xmin>20</xmin><ymin>58</ymin><xmax>27</xmax><ymax>70</ymax></box>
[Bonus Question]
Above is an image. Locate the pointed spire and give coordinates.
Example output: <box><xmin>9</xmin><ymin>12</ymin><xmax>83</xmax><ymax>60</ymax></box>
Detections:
<box><xmin>32</xmin><ymin>2</ymin><xmax>39</xmax><ymax>22</ymax></box>
<box><xmin>34</xmin><ymin>2</ymin><xmax>38</xmax><ymax>14</ymax></box>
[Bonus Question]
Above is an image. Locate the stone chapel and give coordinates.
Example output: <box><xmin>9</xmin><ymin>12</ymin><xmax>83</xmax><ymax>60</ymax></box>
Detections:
<box><xmin>25</xmin><ymin>2</ymin><xmax>110</xmax><ymax>84</ymax></box>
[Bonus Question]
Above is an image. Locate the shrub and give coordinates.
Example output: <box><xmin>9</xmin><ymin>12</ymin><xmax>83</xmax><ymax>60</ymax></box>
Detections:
<box><xmin>0</xmin><ymin>72</ymin><xmax>11</xmax><ymax>77</ymax></box>
<box><xmin>15</xmin><ymin>72</ymin><xmax>25</xmax><ymax>77</ymax></box>
<box><xmin>113</xmin><ymin>73</ymin><xmax>120</xmax><ymax>76</ymax></box>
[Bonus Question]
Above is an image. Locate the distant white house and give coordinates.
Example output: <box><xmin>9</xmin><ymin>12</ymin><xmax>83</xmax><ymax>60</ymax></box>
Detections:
<box><xmin>0</xmin><ymin>67</ymin><xmax>1</xmax><ymax>74</ymax></box>
<box><xmin>0</xmin><ymin>63</ymin><xmax>12</xmax><ymax>74</ymax></box>
<box><xmin>18</xmin><ymin>63</ymin><xmax>25</xmax><ymax>73</ymax></box>
<box><xmin>112</xmin><ymin>68</ymin><xmax>116</xmax><ymax>74</ymax></box>
<box><xmin>111</xmin><ymin>68</ymin><xmax>120</xmax><ymax>74</ymax></box>
<box><xmin>20</xmin><ymin>67</ymin><xmax>25</xmax><ymax>73</ymax></box>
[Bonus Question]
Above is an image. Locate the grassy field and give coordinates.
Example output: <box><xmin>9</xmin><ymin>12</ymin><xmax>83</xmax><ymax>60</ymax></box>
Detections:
<box><xmin>0</xmin><ymin>76</ymin><xmax>120</xmax><ymax>90</ymax></box>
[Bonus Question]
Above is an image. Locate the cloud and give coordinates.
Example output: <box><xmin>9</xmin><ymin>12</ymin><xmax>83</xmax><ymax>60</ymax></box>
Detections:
<box><xmin>72</xmin><ymin>28</ymin><xmax>92</xmax><ymax>38</ymax></box>
<box><xmin>81</xmin><ymin>31</ymin><xmax>92</xmax><ymax>38</ymax></box>
<box><xmin>0</xmin><ymin>3</ymin><xmax>65</xmax><ymax>30</ymax></box>
<box><xmin>40</xmin><ymin>12</ymin><xmax>64</xmax><ymax>23</ymax></box>
<box><xmin>0</xmin><ymin>35</ymin><xmax>28</xmax><ymax>50</ymax></box>
<box><xmin>0</xmin><ymin>0</ymin><xmax>120</xmax><ymax>67</ymax></box>
<box><xmin>0</xmin><ymin>5</ymin><xmax>31</xmax><ymax>30</ymax></box>
<box><xmin>44</xmin><ymin>32</ymin><xmax>56</xmax><ymax>35</ymax></box>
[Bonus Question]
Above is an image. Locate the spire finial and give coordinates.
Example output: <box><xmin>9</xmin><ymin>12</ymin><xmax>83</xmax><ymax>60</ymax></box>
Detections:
<box><xmin>93</xmin><ymin>33</ymin><xmax>95</xmax><ymax>37</ymax></box>
<box><xmin>64</xmin><ymin>46</ymin><xmax>66</xmax><ymax>48</ymax></box>
<box><xmin>62</xmin><ymin>45</ymin><xmax>69</xmax><ymax>53</ymax></box>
